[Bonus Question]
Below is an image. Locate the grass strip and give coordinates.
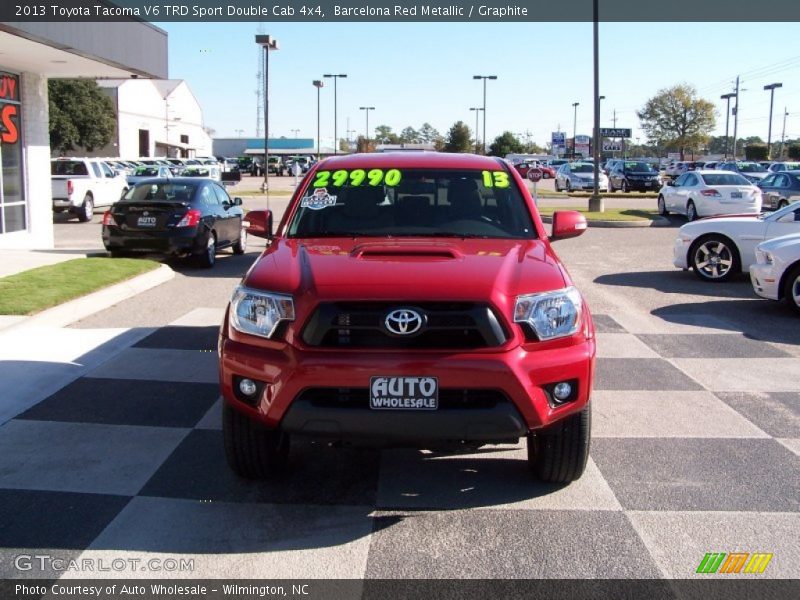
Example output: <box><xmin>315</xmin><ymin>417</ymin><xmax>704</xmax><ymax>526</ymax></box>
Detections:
<box><xmin>536</xmin><ymin>207</ymin><xmax>660</xmax><ymax>221</ymax></box>
<box><xmin>0</xmin><ymin>257</ymin><xmax>159</xmax><ymax>315</ymax></box>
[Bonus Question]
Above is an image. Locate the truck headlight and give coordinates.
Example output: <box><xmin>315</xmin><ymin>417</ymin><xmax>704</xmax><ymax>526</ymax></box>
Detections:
<box><xmin>229</xmin><ymin>286</ymin><xmax>295</xmax><ymax>339</ymax></box>
<box><xmin>514</xmin><ymin>287</ymin><xmax>582</xmax><ymax>341</ymax></box>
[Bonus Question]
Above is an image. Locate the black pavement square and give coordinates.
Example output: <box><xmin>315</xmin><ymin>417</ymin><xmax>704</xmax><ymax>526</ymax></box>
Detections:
<box><xmin>592</xmin><ymin>314</ymin><xmax>627</xmax><ymax>333</ymax></box>
<box><xmin>18</xmin><ymin>379</ymin><xmax>219</xmax><ymax>428</ymax></box>
<box><xmin>140</xmin><ymin>429</ymin><xmax>380</xmax><ymax>506</ymax></box>
<box><xmin>592</xmin><ymin>438</ymin><xmax>800</xmax><ymax>512</ymax></box>
<box><xmin>594</xmin><ymin>358</ymin><xmax>703</xmax><ymax>390</ymax></box>
<box><xmin>715</xmin><ymin>391</ymin><xmax>800</xmax><ymax>438</ymax></box>
<box><xmin>364</xmin><ymin>510</ymin><xmax>662</xmax><ymax>578</ymax></box>
<box><xmin>133</xmin><ymin>326</ymin><xmax>219</xmax><ymax>351</ymax></box>
<box><xmin>0</xmin><ymin>489</ymin><xmax>130</xmax><ymax>549</ymax></box>
<box><xmin>637</xmin><ymin>334</ymin><xmax>791</xmax><ymax>359</ymax></box>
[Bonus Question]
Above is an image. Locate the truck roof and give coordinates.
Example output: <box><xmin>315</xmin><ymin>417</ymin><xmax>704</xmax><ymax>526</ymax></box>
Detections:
<box><xmin>317</xmin><ymin>152</ymin><xmax>506</xmax><ymax>170</ymax></box>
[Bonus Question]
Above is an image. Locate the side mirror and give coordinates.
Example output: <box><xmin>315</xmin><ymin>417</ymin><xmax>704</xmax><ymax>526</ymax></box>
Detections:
<box><xmin>550</xmin><ymin>210</ymin><xmax>587</xmax><ymax>241</ymax></box>
<box><xmin>233</xmin><ymin>197</ymin><xmax>243</xmax><ymax>206</ymax></box>
<box><xmin>667</xmin><ymin>181</ymin><xmax>675</xmax><ymax>187</ymax></box>
<box><xmin>245</xmin><ymin>209</ymin><xmax>273</xmax><ymax>239</ymax></box>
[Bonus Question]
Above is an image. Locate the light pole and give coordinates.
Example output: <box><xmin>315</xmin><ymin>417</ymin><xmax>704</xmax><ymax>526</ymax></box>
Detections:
<box><xmin>732</xmin><ymin>76</ymin><xmax>741</xmax><ymax>159</ymax></box>
<box><xmin>291</xmin><ymin>128</ymin><xmax>300</xmax><ymax>138</ymax></box>
<box><xmin>323</xmin><ymin>73</ymin><xmax>347</xmax><ymax>155</ymax></box>
<box><xmin>572</xmin><ymin>102</ymin><xmax>580</xmax><ymax>158</ymax></box>
<box><xmin>255</xmin><ymin>34</ymin><xmax>279</xmax><ymax>193</ymax></box>
<box><xmin>234</xmin><ymin>129</ymin><xmax>244</xmax><ymax>138</ymax></box>
<box><xmin>469</xmin><ymin>107</ymin><xmax>483</xmax><ymax>154</ymax></box>
<box><xmin>720</xmin><ymin>92</ymin><xmax>735</xmax><ymax>159</ymax></box>
<box><xmin>312</xmin><ymin>80</ymin><xmax>323</xmax><ymax>160</ymax></box>
<box><xmin>764</xmin><ymin>83</ymin><xmax>782</xmax><ymax>159</ymax></box>
<box><xmin>360</xmin><ymin>106</ymin><xmax>375</xmax><ymax>152</ymax></box>
<box><xmin>473</xmin><ymin>75</ymin><xmax>497</xmax><ymax>154</ymax></box>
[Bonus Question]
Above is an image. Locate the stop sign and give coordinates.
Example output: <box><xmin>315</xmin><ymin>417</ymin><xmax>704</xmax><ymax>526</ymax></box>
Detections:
<box><xmin>527</xmin><ymin>168</ymin><xmax>543</xmax><ymax>183</ymax></box>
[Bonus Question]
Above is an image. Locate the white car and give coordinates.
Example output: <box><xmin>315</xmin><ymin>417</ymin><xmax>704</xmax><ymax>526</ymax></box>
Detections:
<box><xmin>750</xmin><ymin>233</ymin><xmax>800</xmax><ymax>313</ymax></box>
<box><xmin>673</xmin><ymin>201</ymin><xmax>800</xmax><ymax>282</ymax></box>
<box><xmin>658</xmin><ymin>170</ymin><xmax>762</xmax><ymax>221</ymax></box>
<box><xmin>554</xmin><ymin>162</ymin><xmax>608</xmax><ymax>192</ymax></box>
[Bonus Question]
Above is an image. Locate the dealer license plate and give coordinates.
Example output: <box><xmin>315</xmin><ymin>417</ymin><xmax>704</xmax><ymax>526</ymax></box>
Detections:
<box><xmin>369</xmin><ymin>376</ymin><xmax>438</xmax><ymax>410</ymax></box>
<box><xmin>731</xmin><ymin>191</ymin><xmax>743</xmax><ymax>199</ymax></box>
<box><xmin>137</xmin><ymin>216</ymin><xmax>157</xmax><ymax>227</ymax></box>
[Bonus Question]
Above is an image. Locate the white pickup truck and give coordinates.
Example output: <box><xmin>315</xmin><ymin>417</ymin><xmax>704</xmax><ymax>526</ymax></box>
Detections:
<box><xmin>51</xmin><ymin>158</ymin><xmax>129</xmax><ymax>222</ymax></box>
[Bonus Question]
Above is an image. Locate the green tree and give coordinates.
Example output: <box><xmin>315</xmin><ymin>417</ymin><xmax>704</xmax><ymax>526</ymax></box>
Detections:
<box><xmin>443</xmin><ymin>121</ymin><xmax>472</xmax><ymax>153</ymax></box>
<box><xmin>745</xmin><ymin>143</ymin><xmax>768</xmax><ymax>161</ymax></box>
<box><xmin>400</xmin><ymin>127</ymin><xmax>420</xmax><ymax>143</ymax></box>
<box><xmin>418</xmin><ymin>122</ymin><xmax>440</xmax><ymax>144</ymax></box>
<box><xmin>637</xmin><ymin>84</ymin><xmax>716</xmax><ymax>160</ymax></box>
<box><xmin>488</xmin><ymin>131</ymin><xmax>525</xmax><ymax>157</ymax></box>
<box><xmin>374</xmin><ymin>125</ymin><xmax>400</xmax><ymax>144</ymax></box>
<box><xmin>787</xmin><ymin>144</ymin><xmax>800</xmax><ymax>160</ymax></box>
<box><xmin>49</xmin><ymin>79</ymin><xmax>116</xmax><ymax>154</ymax></box>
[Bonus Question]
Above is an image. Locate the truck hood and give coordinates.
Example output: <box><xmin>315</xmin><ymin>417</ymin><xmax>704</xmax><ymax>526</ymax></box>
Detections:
<box><xmin>243</xmin><ymin>237</ymin><xmax>568</xmax><ymax>302</ymax></box>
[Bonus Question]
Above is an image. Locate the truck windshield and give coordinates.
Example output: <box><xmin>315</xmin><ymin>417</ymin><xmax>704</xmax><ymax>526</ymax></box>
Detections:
<box><xmin>287</xmin><ymin>168</ymin><xmax>536</xmax><ymax>239</ymax></box>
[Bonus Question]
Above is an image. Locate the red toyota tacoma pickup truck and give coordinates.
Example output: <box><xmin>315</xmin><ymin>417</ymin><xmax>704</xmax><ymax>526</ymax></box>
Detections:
<box><xmin>219</xmin><ymin>152</ymin><xmax>595</xmax><ymax>483</ymax></box>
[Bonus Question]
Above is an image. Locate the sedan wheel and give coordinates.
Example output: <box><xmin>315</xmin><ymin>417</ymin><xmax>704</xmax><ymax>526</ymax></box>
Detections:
<box><xmin>622</xmin><ymin>180</ymin><xmax>630</xmax><ymax>193</ymax></box>
<box><xmin>565</xmin><ymin>180</ymin><xmax>572</xmax><ymax>193</ymax></box>
<box><xmin>232</xmin><ymin>226</ymin><xmax>247</xmax><ymax>255</ymax></box>
<box><xmin>687</xmin><ymin>201</ymin><xmax>698</xmax><ymax>222</ymax></box>
<box><xmin>78</xmin><ymin>195</ymin><xmax>94</xmax><ymax>223</ymax></box>
<box><xmin>785</xmin><ymin>265</ymin><xmax>800</xmax><ymax>314</ymax></box>
<box><xmin>198</xmin><ymin>232</ymin><xmax>216</xmax><ymax>268</ymax></box>
<box><xmin>691</xmin><ymin>236</ymin><xmax>739</xmax><ymax>282</ymax></box>
<box><xmin>658</xmin><ymin>195</ymin><xmax>669</xmax><ymax>216</ymax></box>
<box><xmin>554</xmin><ymin>180</ymin><xmax>561</xmax><ymax>192</ymax></box>
<box><xmin>778</xmin><ymin>200</ymin><xmax>788</xmax><ymax>210</ymax></box>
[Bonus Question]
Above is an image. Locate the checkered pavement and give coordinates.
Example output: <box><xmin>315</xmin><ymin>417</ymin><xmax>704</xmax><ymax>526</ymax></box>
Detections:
<box><xmin>0</xmin><ymin>307</ymin><xmax>798</xmax><ymax>581</ymax></box>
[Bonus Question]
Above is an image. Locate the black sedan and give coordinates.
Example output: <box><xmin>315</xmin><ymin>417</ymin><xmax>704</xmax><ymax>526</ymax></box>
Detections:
<box><xmin>758</xmin><ymin>171</ymin><xmax>800</xmax><ymax>211</ymax></box>
<box><xmin>607</xmin><ymin>160</ymin><xmax>661</xmax><ymax>192</ymax></box>
<box><xmin>102</xmin><ymin>178</ymin><xmax>246</xmax><ymax>268</ymax></box>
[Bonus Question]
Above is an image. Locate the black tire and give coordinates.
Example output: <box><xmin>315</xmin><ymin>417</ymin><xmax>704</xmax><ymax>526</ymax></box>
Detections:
<box><xmin>109</xmin><ymin>250</ymin><xmax>129</xmax><ymax>258</ymax></box>
<box><xmin>565</xmin><ymin>180</ymin><xmax>572</xmax><ymax>193</ymax></box>
<box><xmin>223</xmin><ymin>403</ymin><xmax>289</xmax><ymax>479</ymax></box>
<box><xmin>686</xmin><ymin>200</ymin><xmax>698</xmax><ymax>222</ymax></box>
<box><xmin>689</xmin><ymin>234</ymin><xmax>740</xmax><ymax>282</ymax></box>
<box><xmin>232</xmin><ymin>226</ymin><xmax>247</xmax><ymax>255</ymax></box>
<box><xmin>607</xmin><ymin>180</ymin><xmax>615</xmax><ymax>193</ymax></box>
<box><xmin>778</xmin><ymin>200</ymin><xmax>788</xmax><ymax>210</ymax></box>
<box><xmin>783</xmin><ymin>264</ymin><xmax>800</xmax><ymax>314</ymax></box>
<box><xmin>658</xmin><ymin>195</ymin><xmax>669</xmax><ymax>216</ymax></box>
<box><xmin>197</xmin><ymin>231</ymin><xmax>217</xmax><ymax>268</ymax></box>
<box><xmin>77</xmin><ymin>195</ymin><xmax>94</xmax><ymax>223</ymax></box>
<box><xmin>621</xmin><ymin>180</ymin><xmax>630</xmax><ymax>193</ymax></box>
<box><xmin>528</xmin><ymin>405</ymin><xmax>591</xmax><ymax>483</ymax></box>
<box><xmin>554</xmin><ymin>180</ymin><xmax>561</xmax><ymax>192</ymax></box>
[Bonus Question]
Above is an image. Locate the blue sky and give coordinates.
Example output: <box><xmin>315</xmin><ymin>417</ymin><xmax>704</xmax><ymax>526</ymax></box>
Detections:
<box><xmin>159</xmin><ymin>21</ymin><xmax>800</xmax><ymax>147</ymax></box>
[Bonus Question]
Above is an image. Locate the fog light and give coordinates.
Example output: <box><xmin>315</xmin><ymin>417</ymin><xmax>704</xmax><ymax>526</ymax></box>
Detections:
<box><xmin>238</xmin><ymin>378</ymin><xmax>257</xmax><ymax>397</ymax></box>
<box><xmin>553</xmin><ymin>382</ymin><xmax>572</xmax><ymax>402</ymax></box>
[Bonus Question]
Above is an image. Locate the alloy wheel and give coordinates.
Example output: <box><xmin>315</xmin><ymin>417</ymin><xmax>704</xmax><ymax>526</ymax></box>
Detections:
<box><xmin>693</xmin><ymin>239</ymin><xmax>734</xmax><ymax>280</ymax></box>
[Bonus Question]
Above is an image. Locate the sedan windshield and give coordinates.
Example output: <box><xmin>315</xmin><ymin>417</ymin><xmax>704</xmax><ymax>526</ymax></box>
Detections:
<box><xmin>571</xmin><ymin>164</ymin><xmax>594</xmax><ymax>173</ymax></box>
<box><xmin>623</xmin><ymin>162</ymin><xmax>655</xmax><ymax>172</ymax></box>
<box><xmin>287</xmin><ymin>168</ymin><xmax>536</xmax><ymax>239</ymax></box>
<box><xmin>700</xmin><ymin>173</ymin><xmax>751</xmax><ymax>186</ymax></box>
<box><xmin>133</xmin><ymin>167</ymin><xmax>160</xmax><ymax>177</ymax></box>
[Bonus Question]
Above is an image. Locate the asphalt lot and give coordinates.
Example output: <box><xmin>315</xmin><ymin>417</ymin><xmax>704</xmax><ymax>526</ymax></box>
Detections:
<box><xmin>2</xmin><ymin>173</ymin><xmax>798</xmax><ymax>585</ymax></box>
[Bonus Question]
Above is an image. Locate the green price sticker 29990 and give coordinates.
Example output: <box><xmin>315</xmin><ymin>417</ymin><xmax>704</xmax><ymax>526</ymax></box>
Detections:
<box><xmin>313</xmin><ymin>169</ymin><xmax>402</xmax><ymax>188</ymax></box>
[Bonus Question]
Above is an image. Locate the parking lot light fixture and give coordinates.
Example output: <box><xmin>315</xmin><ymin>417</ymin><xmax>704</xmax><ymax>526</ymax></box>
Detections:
<box><xmin>473</xmin><ymin>75</ymin><xmax>497</xmax><ymax>154</ymax></box>
<box><xmin>764</xmin><ymin>83</ymin><xmax>783</xmax><ymax>159</ymax></box>
<box><xmin>359</xmin><ymin>106</ymin><xmax>375</xmax><ymax>152</ymax></box>
<box><xmin>255</xmin><ymin>35</ymin><xmax>279</xmax><ymax>194</ymax></box>
<box><xmin>324</xmin><ymin>74</ymin><xmax>347</xmax><ymax>155</ymax></box>
<box><xmin>313</xmin><ymin>80</ymin><xmax>323</xmax><ymax>161</ymax></box>
<box><xmin>469</xmin><ymin>107</ymin><xmax>483</xmax><ymax>154</ymax></box>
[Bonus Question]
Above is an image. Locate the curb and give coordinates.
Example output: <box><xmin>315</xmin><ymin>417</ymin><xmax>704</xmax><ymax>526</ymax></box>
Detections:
<box><xmin>539</xmin><ymin>215</ymin><xmax>671</xmax><ymax>228</ymax></box>
<box><xmin>8</xmin><ymin>263</ymin><xmax>175</xmax><ymax>330</ymax></box>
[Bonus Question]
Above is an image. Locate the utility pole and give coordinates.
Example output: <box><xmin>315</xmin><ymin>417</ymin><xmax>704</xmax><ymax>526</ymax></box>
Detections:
<box><xmin>732</xmin><ymin>76</ymin><xmax>741</xmax><ymax>159</ymax></box>
<box><xmin>588</xmin><ymin>0</ymin><xmax>603</xmax><ymax>213</ymax></box>
<box><xmin>720</xmin><ymin>92</ymin><xmax>735</xmax><ymax>159</ymax></box>
<box><xmin>780</xmin><ymin>108</ymin><xmax>789</xmax><ymax>160</ymax></box>
<box><xmin>764</xmin><ymin>83</ymin><xmax>782</xmax><ymax>159</ymax></box>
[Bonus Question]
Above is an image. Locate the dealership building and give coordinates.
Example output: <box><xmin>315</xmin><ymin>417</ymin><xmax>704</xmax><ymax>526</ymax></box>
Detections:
<box><xmin>0</xmin><ymin>21</ymin><xmax>167</xmax><ymax>249</ymax></box>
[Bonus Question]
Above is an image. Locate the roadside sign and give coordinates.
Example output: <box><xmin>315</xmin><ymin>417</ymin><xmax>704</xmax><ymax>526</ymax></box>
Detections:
<box><xmin>603</xmin><ymin>141</ymin><xmax>623</xmax><ymax>152</ymax></box>
<box><xmin>600</xmin><ymin>128</ymin><xmax>632</xmax><ymax>138</ymax></box>
<box><xmin>527</xmin><ymin>168</ymin><xmax>543</xmax><ymax>183</ymax></box>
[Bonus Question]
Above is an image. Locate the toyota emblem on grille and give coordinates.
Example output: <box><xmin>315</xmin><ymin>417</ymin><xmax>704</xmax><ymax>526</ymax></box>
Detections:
<box><xmin>385</xmin><ymin>308</ymin><xmax>424</xmax><ymax>336</ymax></box>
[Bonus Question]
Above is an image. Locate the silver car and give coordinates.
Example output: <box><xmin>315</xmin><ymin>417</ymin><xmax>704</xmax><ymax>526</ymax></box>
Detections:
<box><xmin>555</xmin><ymin>162</ymin><xmax>609</xmax><ymax>192</ymax></box>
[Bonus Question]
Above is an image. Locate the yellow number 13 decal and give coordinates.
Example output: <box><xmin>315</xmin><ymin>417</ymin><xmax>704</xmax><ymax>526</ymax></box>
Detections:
<box><xmin>482</xmin><ymin>171</ymin><xmax>510</xmax><ymax>188</ymax></box>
